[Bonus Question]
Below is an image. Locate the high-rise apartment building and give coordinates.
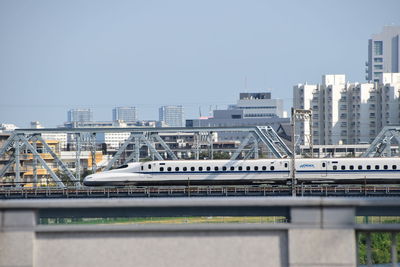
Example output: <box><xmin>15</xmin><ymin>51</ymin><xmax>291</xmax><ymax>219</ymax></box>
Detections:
<box><xmin>67</xmin><ymin>109</ymin><xmax>92</xmax><ymax>122</ymax></box>
<box><xmin>366</xmin><ymin>26</ymin><xmax>400</xmax><ymax>83</ymax></box>
<box><xmin>112</xmin><ymin>107</ymin><xmax>137</xmax><ymax>122</ymax></box>
<box><xmin>159</xmin><ymin>105</ymin><xmax>184</xmax><ymax>127</ymax></box>
<box><xmin>294</xmin><ymin>73</ymin><xmax>400</xmax><ymax>145</ymax></box>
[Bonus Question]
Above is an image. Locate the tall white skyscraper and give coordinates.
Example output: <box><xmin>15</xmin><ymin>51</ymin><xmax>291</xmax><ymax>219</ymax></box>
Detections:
<box><xmin>294</xmin><ymin>73</ymin><xmax>400</xmax><ymax>145</ymax></box>
<box><xmin>112</xmin><ymin>107</ymin><xmax>137</xmax><ymax>122</ymax></box>
<box><xmin>366</xmin><ymin>26</ymin><xmax>400</xmax><ymax>83</ymax></box>
<box><xmin>67</xmin><ymin>109</ymin><xmax>92</xmax><ymax>122</ymax></box>
<box><xmin>159</xmin><ymin>105</ymin><xmax>184</xmax><ymax>127</ymax></box>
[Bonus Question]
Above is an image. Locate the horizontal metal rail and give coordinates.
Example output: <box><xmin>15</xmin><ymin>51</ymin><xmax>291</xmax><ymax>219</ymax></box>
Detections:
<box><xmin>1</xmin><ymin>185</ymin><xmax>400</xmax><ymax>199</ymax></box>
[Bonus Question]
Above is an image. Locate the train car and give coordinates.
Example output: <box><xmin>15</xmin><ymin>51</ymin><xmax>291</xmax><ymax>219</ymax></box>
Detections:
<box><xmin>83</xmin><ymin>157</ymin><xmax>400</xmax><ymax>186</ymax></box>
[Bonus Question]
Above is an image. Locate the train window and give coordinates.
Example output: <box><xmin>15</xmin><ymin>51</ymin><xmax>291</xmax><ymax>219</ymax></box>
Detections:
<box><xmin>230</xmin><ymin>166</ymin><xmax>235</xmax><ymax>171</ymax></box>
<box><xmin>358</xmin><ymin>165</ymin><xmax>362</xmax><ymax>170</ymax></box>
<box><xmin>341</xmin><ymin>165</ymin><xmax>345</xmax><ymax>170</ymax></box>
<box><xmin>206</xmin><ymin>166</ymin><xmax>211</xmax><ymax>171</ymax></box>
<box><xmin>384</xmin><ymin>165</ymin><xmax>388</xmax><ymax>170</ymax></box>
<box><xmin>167</xmin><ymin>167</ymin><xmax>172</xmax><ymax>171</ymax></box>
<box><xmin>160</xmin><ymin>167</ymin><xmax>164</xmax><ymax>172</ymax></box>
<box><xmin>284</xmin><ymin>163</ymin><xmax>288</xmax><ymax>168</ymax></box>
<box><xmin>333</xmin><ymin>165</ymin><xmax>337</xmax><ymax>170</ymax></box>
<box><xmin>191</xmin><ymin>167</ymin><xmax>195</xmax><ymax>171</ymax></box>
<box><xmin>322</xmin><ymin>163</ymin><xmax>326</xmax><ymax>167</ymax></box>
<box><xmin>183</xmin><ymin>167</ymin><xmax>187</xmax><ymax>171</ymax></box>
<box><xmin>214</xmin><ymin>166</ymin><xmax>219</xmax><ymax>171</ymax></box>
<box><xmin>375</xmin><ymin>165</ymin><xmax>380</xmax><ymax>170</ymax></box>
<box><xmin>392</xmin><ymin>165</ymin><xmax>397</xmax><ymax>170</ymax></box>
<box><xmin>141</xmin><ymin>166</ymin><xmax>144</xmax><ymax>171</ymax></box>
<box><xmin>222</xmin><ymin>166</ymin><xmax>227</xmax><ymax>171</ymax></box>
<box><xmin>262</xmin><ymin>166</ymin><xmax>267</xmax><ymax>171</ymax></box>
<box><xmin>366</xmin><ymin>165</ymin><xmax>371</xmax><ymax>170</ymax></box>
<box><xmin>116</xmin><ymin>164</ymin><xmax>128</xmax><ymax>169</ymax></box>
<box><xmin>246</xmin><ymin>166</ymin><xmax>250</xmax><ymax>171</ymax></box>
<box><xmin>349</xmin><ymin>165</ymin><xmax>354</xmax><ymax>170</ymax></box>
<box><xmin>238</xmin><ymin>166</ymin><xmax>243</xmax><ymax>171</ymax></box>
<box><xmin>199</xmin><ymin>167</ymin><xmax>203</xmax><ymax>171</ymax></box>
<box><xmin>175</xmin><ymin>167</ymin><xmax>179</xmax><ymax>171</ymax></box>
<box><xmin>270</xmin><ymin>166</ymin><xmax>275</xmax><ymax>171</ymax></box>
<box><xmin>254</xmin><ymin>166</ymin><xmax>259</xmax><ymax>171</ymax></box>
<box><xmin>148</xmin><ymin>164</ymin><xmax>152</xmax><ymax>169</ymax></box>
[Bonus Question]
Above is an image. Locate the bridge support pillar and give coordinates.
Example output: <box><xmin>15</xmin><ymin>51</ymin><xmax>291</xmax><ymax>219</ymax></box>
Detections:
<box><xmin>288</xmin><ymin>207</ymin><xmax>356</xmax><ymax>267</ymax></box>
<box><xmin>0</xmin><ymin>210</ymin><xmax>36</xmax><ymax>267</ymax></box>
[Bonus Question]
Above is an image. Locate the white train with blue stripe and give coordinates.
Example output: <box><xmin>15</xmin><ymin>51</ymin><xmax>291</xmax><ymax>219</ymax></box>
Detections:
<box><xmin>83</xmin><ymin>157</ymin><xmax>400</xmax><ymax>186</ymax></box>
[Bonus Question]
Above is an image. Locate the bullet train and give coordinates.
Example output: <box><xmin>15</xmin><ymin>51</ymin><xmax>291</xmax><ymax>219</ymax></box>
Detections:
<box><xmin>83</xmin><ymin>157</ymin><xmax>400</xmax><ymax>186</ymax></box>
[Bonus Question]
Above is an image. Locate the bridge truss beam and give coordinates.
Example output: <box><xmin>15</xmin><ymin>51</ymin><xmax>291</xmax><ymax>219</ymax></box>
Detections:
<box><xmin>0</xmin><ymin>126</ymin><xmax>292</xmax><ymax>188</ymax></box>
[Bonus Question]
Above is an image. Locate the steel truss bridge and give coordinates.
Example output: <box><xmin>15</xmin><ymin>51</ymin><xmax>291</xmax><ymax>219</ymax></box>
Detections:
<box><xmin>0</xmin><ymin>126</ymin><xmax>291</xmax><ymax>187</ymax></box>
<box><xmin>1</xmin><ymin>125</ymin><xmax>400</xmax><ymax>189</ymax></box>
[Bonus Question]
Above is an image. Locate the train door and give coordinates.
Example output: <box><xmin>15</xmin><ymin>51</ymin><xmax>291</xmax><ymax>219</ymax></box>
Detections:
<box><xmin>321</xmin><ymin>161</ymin><xmax>328</xmax><ymax>177</ymax></box>
<box><xmin>283</xmin><ymin>161</ymin><xmax>290</xmax><ymax>177</ymax></box>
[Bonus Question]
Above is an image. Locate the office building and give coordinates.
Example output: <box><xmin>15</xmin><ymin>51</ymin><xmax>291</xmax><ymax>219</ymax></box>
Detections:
<box><xmin>293</xmin><ymin>73</ymin><xmax>400</xmax><ymax>145</ymax></box>
<box><xmin>366</xmin><ymin>26</ymin><xmax>400</xmax><ymax>83</ymax></box>
<box><xmin>112</xmin><ymin>107</ymin><xmax>137</xmax><ymax>122</ymax></box>
<box><xmin>67</xmin><ymin>109</ymin><xmax>92</xmax><ymax>123</ymax></box>
<box><xmin>232</xmin><ymin>92</ymin><xmax>284</xmax><ymax>118</ymax></box>
<box><xmin>159</xmin><ymin>105</ymin><xmax>184</xmax><ymax>127</ymax></box>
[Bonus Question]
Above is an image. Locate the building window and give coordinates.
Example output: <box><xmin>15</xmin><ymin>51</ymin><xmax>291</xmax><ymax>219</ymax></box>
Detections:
<box><xmin>374</xmin><ymin>41</ymin><xmax>383</xmax><ymax>56</ymax></box>
<box><xmin>374</xmin><ymin>65</ymin><xmax>383</xmax><ymax>70</ymax></box>
<box><xmin>374</xmin><ymin>58</ymin><xmax>383</xmax><ymax>63</ymax></box>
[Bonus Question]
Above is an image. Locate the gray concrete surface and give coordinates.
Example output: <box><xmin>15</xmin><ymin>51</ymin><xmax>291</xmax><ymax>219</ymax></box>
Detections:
<box><xmin>1</xmin><ymin>197</ymin><xmax>399</xmax><ymax>267</ymax></box>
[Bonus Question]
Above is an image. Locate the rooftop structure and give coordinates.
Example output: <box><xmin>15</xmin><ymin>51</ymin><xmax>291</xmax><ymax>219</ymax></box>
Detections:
<box><xmin>366</xmin><ymin>26</ymin><xmax>400</xmax><ymax>83</ymax></box>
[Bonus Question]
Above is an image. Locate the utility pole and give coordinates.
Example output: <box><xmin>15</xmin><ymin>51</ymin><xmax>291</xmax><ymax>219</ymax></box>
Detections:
<box><xmin>291</xmin><ymin>108</ymin><xmax>313</xmax><ymax>197</ymax></box>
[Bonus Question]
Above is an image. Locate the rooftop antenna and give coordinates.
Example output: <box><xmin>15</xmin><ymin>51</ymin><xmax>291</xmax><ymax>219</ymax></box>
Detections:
<box><xmin>199</xmin><ymin>106</ymin><xmax>202</xmax><ymax>118</ymax></box>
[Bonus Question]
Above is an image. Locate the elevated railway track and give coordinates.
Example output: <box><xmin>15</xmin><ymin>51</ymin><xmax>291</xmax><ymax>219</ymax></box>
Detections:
<box><xmin>1</xmin><ymin>184</ymin><xmax>400</xmax><ymax>199</ymax></box>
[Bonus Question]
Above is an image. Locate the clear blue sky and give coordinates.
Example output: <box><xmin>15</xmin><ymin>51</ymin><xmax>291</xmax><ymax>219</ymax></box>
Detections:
<box><xmin>1</xmin><ymin>0</ymin><xmax>399</xmax><ymax>127</ymax></box>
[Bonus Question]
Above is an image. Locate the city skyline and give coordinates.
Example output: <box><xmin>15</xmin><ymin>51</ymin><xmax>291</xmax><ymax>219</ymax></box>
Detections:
<box><xmin>1</xmin><ymin>1</ymin><xmax>400</xmax><ymax>127</ymax></box>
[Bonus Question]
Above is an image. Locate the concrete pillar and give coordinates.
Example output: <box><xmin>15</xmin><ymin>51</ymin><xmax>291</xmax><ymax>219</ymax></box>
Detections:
<box><xmin>0</xmin><ymin>210</ymin><xmax>36</xmax><ymax>267</ymax></box>
<box><xmin>288</xmin><ymin>207</ymin><xmax>356</xmax><ymax>267</ymax></box>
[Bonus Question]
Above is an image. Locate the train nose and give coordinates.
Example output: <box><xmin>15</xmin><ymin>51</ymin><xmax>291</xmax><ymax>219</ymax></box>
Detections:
<box><xmin>83</xmin><ymin>175</ymin><xmax>93</xmax><ymax>186</ymax></box>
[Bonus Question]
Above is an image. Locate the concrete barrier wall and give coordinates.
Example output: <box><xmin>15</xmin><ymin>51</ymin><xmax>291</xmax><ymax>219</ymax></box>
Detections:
<box><xmin>2</xmin><ymin>197</ymin><xmax>400</xmax><ymax>267</ymax></box>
